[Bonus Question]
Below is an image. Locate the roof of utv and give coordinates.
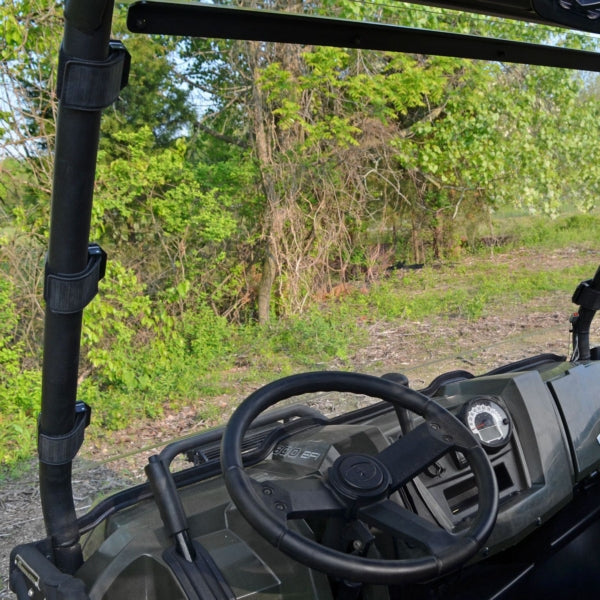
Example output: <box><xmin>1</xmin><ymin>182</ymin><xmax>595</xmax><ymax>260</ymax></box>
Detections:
<box><xmin>406</xmin><ymin>0</ymin><xmax>600</xmax><ymax>32</ymax></box>
<box><xmin>382</xmin><ymin>0</ymin><xmax>586</xmax><ymax>27</ymax></box>
<box><xmin>127</xmin><ymin>0</ymin><xmax>600</xmax><ymax>71</ymax></box>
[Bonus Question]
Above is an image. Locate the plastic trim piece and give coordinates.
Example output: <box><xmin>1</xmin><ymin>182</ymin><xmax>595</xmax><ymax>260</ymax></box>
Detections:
<box><xmin>163</xmin><ymin>541</ymin><xmax>235</xmax><ymax>600</ymax></box>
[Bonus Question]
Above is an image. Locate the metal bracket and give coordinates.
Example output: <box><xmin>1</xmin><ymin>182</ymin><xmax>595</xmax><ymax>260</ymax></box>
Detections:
<box><xmin>10</xmin><ymin>543</ymin><xmax>90</xmax><ymax>599</ymax></box>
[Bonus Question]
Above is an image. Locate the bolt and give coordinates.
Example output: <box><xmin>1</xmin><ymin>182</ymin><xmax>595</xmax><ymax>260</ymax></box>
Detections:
<box><xmin>352</xmin><ymin>540</ymin><xmax>363</xmax><ymax>551</ymax></box>
<box><xmin>430</xmin><ymin>423</ymin><xmax>440</xmax><ymax>430</ymax></box>
<box><xmin>263</xmin><ymin>487</ymin><xmax>272</xmax><ymax>495</ymax></box>
<box><xmin>274</xmin><ymin>501</ymin><xmax>286</xmax><ymax>511</ymax></box>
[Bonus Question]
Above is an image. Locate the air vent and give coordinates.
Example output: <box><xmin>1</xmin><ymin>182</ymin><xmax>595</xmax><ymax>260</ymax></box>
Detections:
<box><xmin>185</xmin><ymin>430</ymin><xmax>272</xmax><ymax>467</ymax></box>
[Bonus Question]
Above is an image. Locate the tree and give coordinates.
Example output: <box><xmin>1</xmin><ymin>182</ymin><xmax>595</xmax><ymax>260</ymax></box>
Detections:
<box><xmin>181</xmin><ymin>2</ymin><xmax>492</xmax><ymax>320</ymax></box>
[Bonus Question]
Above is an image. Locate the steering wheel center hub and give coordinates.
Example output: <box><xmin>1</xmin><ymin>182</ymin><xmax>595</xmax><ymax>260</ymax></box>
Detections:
<box><xmin>328</xmin><ymin>454</ymin><xmax>390</xmax><ymax>503</ymax></box>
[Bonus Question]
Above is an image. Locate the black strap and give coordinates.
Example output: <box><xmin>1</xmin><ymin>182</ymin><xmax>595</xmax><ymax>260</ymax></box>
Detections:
<box><xmin>38</xmin><ymin>402</ymin><xmax>91</xmax><ymax>466</ymax></box>
<box><xmin>572</xmin><ymin>279</ymin><xmax>600</xmax><ymax>311</ymax></box>
<box><xmin>57</xmin><ymin>40</ymin><xmax>130</xmax><ymax>111</ymax></box>
<box><xmin>44</xmin><ymin>244</ymin><xmax>107</xmax><ymax>315</ymax></box>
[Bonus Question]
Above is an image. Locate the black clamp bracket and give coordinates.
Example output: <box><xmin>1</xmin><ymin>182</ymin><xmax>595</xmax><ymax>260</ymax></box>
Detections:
<box><xmin>10</xmin><ymin>541</ymin><xmax>91</xmax><ymax>599</ymax></box>
<box><xmin>572</xmin><ymin>279</ymin><xmax>600</xmax><ymax>311</ymax></box>
<box><xmin>38</xmin><ymin>402</ymin><xmax>91</xmax><ymax>466</ymax></box>
<box><xmin>57</xmin><ymin>40</ymin><xmax>130</xmax><ymax>111</ymax></box>
<box><xmin>44</xmin><ymin>243</ymin><xmax>107</xmax><ymax>315</ymax></box>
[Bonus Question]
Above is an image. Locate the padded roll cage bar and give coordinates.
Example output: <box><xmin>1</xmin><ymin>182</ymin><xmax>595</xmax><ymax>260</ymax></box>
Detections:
<box><xmin>38</xmin><ymin>0</ymin><xmax>117</xmax><ymax>574</ymax></box>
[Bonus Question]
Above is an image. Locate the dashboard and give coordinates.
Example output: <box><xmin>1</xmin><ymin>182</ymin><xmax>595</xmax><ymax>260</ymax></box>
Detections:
<box><xmin>75</xmin><ymin>356</ymin><xmax>600</xmax><ymax>599</ymax></box>
<box><xmin>242</xmin><ymin>357</ymin><xmax>600</xmax><ymax>559</ymax></box>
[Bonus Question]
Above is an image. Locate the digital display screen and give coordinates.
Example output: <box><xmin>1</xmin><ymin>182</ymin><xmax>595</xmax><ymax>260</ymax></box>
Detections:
<box><xmin>479</xmin><ymin>425</ymin><xmax>501</xmax><ymax>443</ymax></box>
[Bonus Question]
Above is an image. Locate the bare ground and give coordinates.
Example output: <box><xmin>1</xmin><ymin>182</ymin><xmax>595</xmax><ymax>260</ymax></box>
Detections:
<box><xmin>1</xmin><ymin>246</ymin><xmax>597</xmax><ymax>598</ymax></box>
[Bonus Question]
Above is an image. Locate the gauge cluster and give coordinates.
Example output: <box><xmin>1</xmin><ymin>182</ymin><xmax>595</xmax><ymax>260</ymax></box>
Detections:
<box><xmin>461</xmin><ymin>396</ymin><xmax>512</xmax><ymax>451</ymax></box>
<box><xmin>406</xmin><ymin>366</ymin><xmax>576</xmax><ymax>555</ymax></box>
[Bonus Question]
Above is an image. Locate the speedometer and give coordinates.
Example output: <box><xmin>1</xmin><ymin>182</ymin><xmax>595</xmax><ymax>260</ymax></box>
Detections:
<box><xmin>462</xmin><ymin>396</ymin><xmax>512</xmax><ymax>451</ymax></box>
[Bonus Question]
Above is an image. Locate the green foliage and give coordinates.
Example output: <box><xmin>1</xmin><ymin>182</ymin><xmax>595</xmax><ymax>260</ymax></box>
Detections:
<box><xmin>95</xmin><ymin>127</ymin><xmax>236</xmax><ymax>243</ymax></box>
<box><xmin>1</xmin><ymin>0</ymin><xmax>61</xmax><ymax>154</ymax></box>
<box><xmin>0</xmin><ymin>278</ymin><xmax>40</xmax><ymax>466</ymax></box>
<box><xmin>496</xmin><ymin>212</ymin><xmax>600</xmax><ymax>248</ymax></box>
<box><xmin>79</xmin><ymin>259</ymin><xmax>236</xmax><ymax>430</ymax></box>
<box><xmin>101</xmin><ymin>17</ymin><xmax>195</xmax><ymax>147</ymax></box>
<box><xmin>256</xmin><ymin>306</ymin><xmax>364</xmax><ymax>367</ymax></box>
<box><xmin>4</xmin><ymin>0</ymin><xmax>600</xmax><ymax>469</ymax></box>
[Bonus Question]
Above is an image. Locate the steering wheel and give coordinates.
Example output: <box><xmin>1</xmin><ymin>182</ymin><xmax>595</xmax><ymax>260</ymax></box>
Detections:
<box><xmin>221</xmin><ymin>371</ymin><xmax>498</xmax><ymax>585</ymax></box>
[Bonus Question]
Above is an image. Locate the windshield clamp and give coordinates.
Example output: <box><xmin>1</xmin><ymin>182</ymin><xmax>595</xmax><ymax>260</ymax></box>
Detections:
<box><xmin>38</xmin><ymin>402</ymin><xmax>91</xmax><ymax>466</ymax></box>
<box><xmin>44</xmin><ymin>243</ymin><xmax>107</xmax><ymax>315</ymax></box>
<box><xmin>57</xmin><ymin>40</ymin><xmax>130</xmax><ymax>111</ymax></box>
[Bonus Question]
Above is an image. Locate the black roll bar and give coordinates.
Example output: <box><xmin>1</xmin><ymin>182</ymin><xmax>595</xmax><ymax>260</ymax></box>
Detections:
<box><xmin>571</xmin><ymin>265</ymin><xmax>600</xmax><ymax>361</ymax></box>
<box><xmin>39</xmin><ymin>0</ymin><xmax>117</xmax><ymax>574</ymax></box>
<box><xmin>127</xmin><ymin>2</ymin><xmax>600</xmax><ymax>72</ymax></box>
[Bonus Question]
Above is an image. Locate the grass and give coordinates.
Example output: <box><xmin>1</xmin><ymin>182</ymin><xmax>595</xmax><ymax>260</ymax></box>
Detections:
<box><xmin>2</xmin><ymin>210</ymin><xmax>600</xmax><ymax>472</ymax></box>
<box><xmin>320</xmin><ymin>256</ymin><xmax>594</xmax><ymax>327</ymax></box>
<box><xmin>491</xmin><ymin>210</ymin><xmax>600</xmax><ymax>249</ymax></box>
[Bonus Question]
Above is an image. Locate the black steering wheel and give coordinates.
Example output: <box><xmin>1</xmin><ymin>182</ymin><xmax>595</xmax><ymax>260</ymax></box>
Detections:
<box><xmin>221</xmin><ymin>371</ymin><xmax>498</xmax><ymax>585</ymax></box>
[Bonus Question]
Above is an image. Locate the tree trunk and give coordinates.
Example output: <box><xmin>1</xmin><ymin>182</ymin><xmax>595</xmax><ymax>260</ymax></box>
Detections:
<box><xmin>257</xmin><ymin>243</ymin><xmax>277</xmax><ymax>324</ymax></box>
<box><xmin>250</xmin><ymin>47</ymin><xmax>278</xmax><ymax>323</ymax></box>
